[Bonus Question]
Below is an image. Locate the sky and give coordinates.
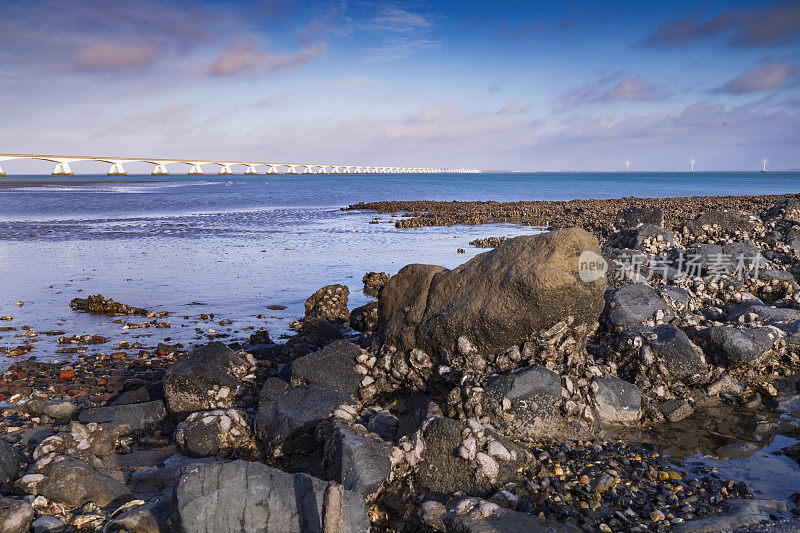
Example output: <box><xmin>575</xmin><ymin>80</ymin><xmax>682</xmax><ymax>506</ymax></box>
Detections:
<box><xmin>1</xmin><ymin>0</ymin><xmax>799</xmax><ymax>172</ymax></box>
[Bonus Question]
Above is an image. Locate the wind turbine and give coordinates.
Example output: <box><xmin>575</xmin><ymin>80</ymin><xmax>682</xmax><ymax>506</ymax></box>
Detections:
<box><xmin>625</xmin><ymin>160</ymin><xmax>631</xmax><ymax>172</ymax></box>
<box><xmin>762</xmin><ymin>159</ymin><xmax>767</xmax><ymax>172</ymax></box>
<box><xmin>690</xmin><ymin>159</ymin><xmax>695</xmax><ymax>172</ymax></box>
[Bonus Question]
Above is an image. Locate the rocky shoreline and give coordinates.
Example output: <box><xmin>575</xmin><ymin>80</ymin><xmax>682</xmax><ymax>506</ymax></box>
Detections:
<box><xmin>3</xmin><ymin>195</ymin><xmax>800</xmax><ymax>531</ymax></box>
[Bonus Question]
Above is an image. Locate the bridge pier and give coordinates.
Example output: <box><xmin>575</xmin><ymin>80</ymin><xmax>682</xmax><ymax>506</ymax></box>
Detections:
<box><xmin>151</xmin><ymin>164</ymin><xmax>169</xmax><ymax>176</ymax></box>
<box><xmin>286</xmin><ymin>166</ymin><xmax>298</xmax><ymax>174</ymax></box>
<box><xmin>188</xmin><ymin>164</ymin><xmax>204</xmax><ymax>175</ymax></box>
<box><xmin>302</xmin><ymin>166</ymin><xmax>314</xmax><ymax>174</ymax></box>
<box><xmin>52</xmin><ymin>162</ymin><xmax>74</xmax><ymax>176</ymax></box>
<box><xmin>218</xmin><ymin>165</ymin><xmax>234</xmax><ymax>175</ymax></box>
<box><xmin>267</xmin><ymin>166</ymin><xmax>279</xmax><ymax>174</ymax></box>
<box><xmin>107</xmin><ymin>162</ymin><xmax>127</xmax><ymax>176</ymax></box>
<box><xmin>244</xmin><ymin>165</ymin><xmax>259</xmax><ymax>175</ymax></box>
<box><xmin>318</xmin><ymin>166</ymin><xmax>329</xmax><ymax>174</ymax></box>
<box><xmin>331</xmin><ymin>166</ymin><xmax>340</xmax><ymax>174</ymax></box>
<box><xmin>0</xmin><ymin>163</ymin><xmax>5</xmax><ymax>177</ymax></box>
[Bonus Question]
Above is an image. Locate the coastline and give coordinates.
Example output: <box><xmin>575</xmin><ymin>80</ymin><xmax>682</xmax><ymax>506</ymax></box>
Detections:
<box><xmin>3</xmin><ymin>191</ymin><xmax>800</xmax><ymax>530</ymax></box>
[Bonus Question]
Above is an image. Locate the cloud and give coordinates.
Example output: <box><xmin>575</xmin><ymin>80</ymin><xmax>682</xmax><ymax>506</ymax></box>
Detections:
<box><xmin>251</xmin><ymin>91</ymin><xmax>294</xmax><ymax>108</ymax></box>
<box><xmin>73</xmin><ymin>40</ymin><xmax>159</xmax><ymax>71</ymax></box>
<box><xmin>642</xmin><ymin>2</ymin><xmax>800</xmax><ymax>48</ymax></box>
<box><xmin>496</xmin><ymin>101</ymin><xmax>531</xmax><ymax>115</ymax></box>
<box><xmin>360</xmin><ymin>4</ymin><xmax>440</xmax><ymax>60</ymax></box>
<box><xmin>207</xmin><ymin>43</ymin><xmax>326</xmax><ymax>77</ymax></box>
<box><xmin>559</xmin><ymin>73</ymin><xmax>670</xmax><ymax>110</ymax></box>
<box><xmin>716</xmin><ymin>62</ymin><xmax>800</xmax><ymax>94</ymax></box>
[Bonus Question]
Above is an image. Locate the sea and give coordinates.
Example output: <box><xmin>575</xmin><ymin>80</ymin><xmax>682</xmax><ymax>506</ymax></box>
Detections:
<box><xmin>2</xmin><ymin>170</ymin><xmax>800</xmax><ymax>366</ymax></box>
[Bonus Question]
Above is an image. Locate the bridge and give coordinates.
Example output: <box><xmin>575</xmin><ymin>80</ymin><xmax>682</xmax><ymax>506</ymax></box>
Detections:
<box><xmin>0</xmin><ymin>153</ymin><xmax>480</xmax><ymax>177</ymax></box>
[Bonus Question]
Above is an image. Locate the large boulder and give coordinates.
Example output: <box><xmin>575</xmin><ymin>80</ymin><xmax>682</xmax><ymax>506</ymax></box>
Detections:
<box><xmin>606</xmin><ymin>282</ymin><xmax>673</xmax><ymax>330</ymax></box>
<box><xmin>376</xmin><ymin>229</ymin><xmax>606</xmax><ymax>361</ymax></box>
<box><xmin>305</xmin><ymin>284</ymin><xmax>350</xmax><ymax>323</ymax></box>
<box><xmin>320</xmin><ymin>423</ymin><xmax>393</xmax><ymax>501</ymax></box>
<box><xmin>78</xmin><ymin>400</ymin><xmax>167</xmax><ymax>437</ymax></box>
<box><xmin>175</xmin><ymin>408</ymin><xmax>255</xmax><ymax>458</ymax></box>
<box><xmin>129</xmin><ymin>454</ymin><xmax>221</xmax><ymax>496</ymax></box>
<box><xmin>634</xmin><ymin>325</ymin><xmax>707</xmax><ymax>381</ymax></box>
<box><xmin>290</xmin><ymin>340</ymin><xmax>362</xmax><ymax>401</ymax></box>
<box><xmin>15</xmin><ymin>455</ymin><xmax>133</xmax><ymax>509</ymax></box>
<box><xmin>0</xmin><ymin>441</ymin><xmax>25</xmax><ymax>485</ymax></box>
<box><xmin>592</xmin><ymin>377</ymin><xmax>641</xmax><ymax>424</ymax></box>
<box><xmin>104</xmin><ymin>499</ymin><xmax>171</xmax><ymax>533</ymax></box>
<box><xmin>172</xmin><ymin>460</ymin><xmax>370</xmax><ymax>533</ymax></box>
<box><xmin>482</xmin><ymin>365</ymin><xmax>566</xmax><ymax>438</ymax></box>
<box><xmin>256</xmin><ymin>385</ymin><xmax>348</xmax><ymax>458</ymax></box>
<box><xmin>0</xmin><ymin>498</ymin><xmax>34</xmax><ymax>533</ymax></box>
<box><xmin>163</xmin><ymin>342</ymin><xmax>250</xmax><ymax>418</ymax></box>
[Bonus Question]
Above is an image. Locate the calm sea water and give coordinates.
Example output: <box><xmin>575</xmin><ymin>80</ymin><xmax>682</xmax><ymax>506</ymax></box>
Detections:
<box><xmin>1</xmin><ymin>170</ymin><xmax>798</xmax><ymax>368</ymax></box>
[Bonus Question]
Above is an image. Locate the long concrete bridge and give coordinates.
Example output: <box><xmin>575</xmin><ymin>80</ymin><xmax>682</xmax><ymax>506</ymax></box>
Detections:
<box><xmin>0</xmin><ymin>153</ymin><xmax>480</xmax><ymax>177</ymax></box>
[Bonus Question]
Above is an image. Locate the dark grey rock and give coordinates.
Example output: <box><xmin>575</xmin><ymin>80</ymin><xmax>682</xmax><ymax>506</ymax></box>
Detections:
<box><xmin>104</xmin><ymin>499</ymin><xmax>171</xmax><ymax>533</ymax></box>
<box><xmin>174</xmin><ymin>408</ymin><xmax>255</xmax><ymax>458</ymax></box>
<box><xmin>321</xmin><ymin>423</ymin><xmax>393</xmax><ymax>501</ymax></box>
<box><xmin>0</xmin><ymin>497</ymin><xmax>34</xmax><ymax>533</ymax></box>
<box><xmin>636</xmin><ymin>324</ymin><xmax>707</xmax><ymax>381</ymax></box>
<box><xmin>78</xmin><ymin>400</ymin><xmax>167</xmax><ymax>437</ymax></box>
<box><xmin>172</xmin><ymin>460</ymin><xmax>370</xmax><ymax>533</ymax></box>
<box><xmin>114</xmin><ymin>382</ymin><xmax>164</xmax><ymax>406</ymax></box>
<box><xmin>684</xmin><ymin>211</ymin><xmax>755</xmax><ymax>236</ymax></box>
<box><xmin>444</xmin><ymin>502</ymin><xmax>580</xmax><ymax>532</ymax></box>
<box><xmin>15</xmin><ymin>455</ymin><xmax>133</xmax><ymax>509</ymax></box>
<box><xmin>659</xmin><ymin>285</ymin><xmax>692</xmax><ymax>312</ymax></box>
<box><xmin>30</xmin><ymin>515</ymin><xmax>65</xmax><ymax>533</ymax></box>
<box><xmin>727</xmin><ymin>299</ymin><xmax>800</xmax><ymax>324</ymax></box>
<box><xmin>634</xmin><ymin>224</ymin><xmax>675</xmax><ymax>249</ymax></box>
<box><xmin>258</xmin><ymin>377</ymin><xmax>289</xmax><ymax>406</ymax></box>
<box><xmin>23</xmin><ymin>399</ymin><xmax>77</xmax><ymax>420</ymax></box>
<box><xmin>130</xmin><ymin>454</ymin><xmax>221</xmax><ymax>497</ymax></box>
<box><xmin>163</xmin><ymin>342</ymin><xmax>248</xmax><ymax>418</ymax></box>
<box><xmin>593</xmin><ymin>377</ymin><xmax>641</xmax><ymax>424</ymax></box>
<box><xmin>0</xmin><ymin>440</ymin><xmax>25</xmax><ymax>485</ymax></box>
<box><xmin>674</xmin><ymin>498</ymin><xmax>786</xmax><ymax>533</ymax></box>
<box><xmin>619</xmin><ymin>206</ymin><xmax>665</xmax><ymax>228</ymax></box>
<box><xmin>291</xmin><ymin>340</ymin><xmax>362</xmax><ymax>401</ymax></box>
<box><xmin>483</xmin><ymin>365</ymin><xmax>564</xmax><ymax>437</ymax></box>
<box><xmin>658</xmin><ymin>399</ymin><xmax>694</xmax><ymax>422</ymax></box>
<box><xmin>690</xmin><ymin>325</ymin><xmax>780</xmax><ymax>368</ymax></box>
<box><xmin>256</xmin><ymin>385</ymin><xmax>348</xmax><ymax>457</ymax></box>
<box><xmin>606</xmin><ymin>282</ymin><xmax>673</xmax><ymax>330</ymax></box>
<box><xmin>350</xmin><ymin>301</ymin><xmax>378</xmax><ymax>333</ymax></box>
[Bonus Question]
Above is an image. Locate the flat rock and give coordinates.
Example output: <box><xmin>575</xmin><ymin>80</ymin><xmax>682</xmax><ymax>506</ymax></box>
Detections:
<box><xmin>78</xmin><ymin>400</ymin><xmax>167</xmax><ymax>437</ymax></box>
<box><xmin>593</xmin><ymin>377</ymin><xmax>641</xmax><ymax>424</ymax></box>
<box><xmin>658</xmin><ymin>399</ymin><xmax>694</xmax><ymax>422</ymax></box>
<box><xmin>690</xmin><ymin>325</ymin><xmax>780</xmax><ymax>368</ymax></box>
<box><xmin>172</xmin><ymin>460</ymin><xmax>370</xmax><ymax>533</ymax></box>
<box><xmin>30</xmin><ymin>515</ymin><xmax>65</xmax><ymax>533</ymax></box>
<box><xmin>130</xmin><ymin>454</ymin><xmax>221</xmax><ymax>496</ymax></box>
<box><xmin>291</xmin><ymin>340</ymin><xmax>362</xmax><ymax>401</ymax></box>
<box><xmin>675</xmin><ymin>498</ymin><xmax>786</xmax><ymax>533</ymax></box>
<box><xmin>114</xmin><ymin>382</ymin><xmax>164</xmax><ymax>406</ymax></box>
<box><xmin>163</xmin><ymin>342</ymin><xmax>249</xmax><ymax>418</ymax></box>
<box><xmin>442</xmin><ymin>497</ymin><xmax>580</xmax><ymax>533</ymax></box>
<box><xmin>606</xmin><ymin>282</ymin><xmax>673</xmax><ymax>330</ymax></box>
<box><xmin>104</xmin><ymin>499</ymin><xmax>171</xmax><ymax>533</ymax></box>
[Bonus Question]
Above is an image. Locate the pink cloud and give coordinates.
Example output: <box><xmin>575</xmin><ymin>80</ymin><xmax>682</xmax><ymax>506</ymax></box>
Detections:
<box><xmin>207</xmin><ymin>43</ymin><xmax>326</xmax><ymax>77</ymax></box>
<box><xmin>717</xmin><ymin>62</ymin><xmax>800</xmax><ymax>94</ymax></box>
<box><xmin>74</xmin><ymin>39</ymin><xmax>159</xmax><ymax>71</ymax></box>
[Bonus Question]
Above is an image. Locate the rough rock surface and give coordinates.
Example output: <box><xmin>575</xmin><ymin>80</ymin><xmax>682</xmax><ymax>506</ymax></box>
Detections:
<box><xmin>305</xmin><ymin>284</ymin><xmax>350</xmax><ymax>323</ymax></box>
<box><xmin>256</xmin><ymin>385</ymin><xmax>348</xmax><ymax>457</ymax></box>
<box><xmin>78</xmin><ymin>400</ymin><xmax>167</xmax><ymax>437</ymax></box>
<box><xmin>175</xmin><ymin>408</ymin><xmax>255</xmax><ymax>458</ymax></box>
<box><xmin>129</xmin><ymin>454</ymin><xmax>221</xmax><ymax>496</ymax></box>
<box><xmin>163</xmin><ymin>342</ymin><xmax>249</xmax><ymax>417</ymax></box>
<box><xmin>690</xmin><ymin>325</ymin><xmax>781</xmax><ymax>369</ymax></box>
<box><xmin>172</xmin><ymin>460</ymin><xmax>370</xmax><ymax>533</ymax></box>
<box><xmin>290</xmin><ymin>340</ymin><xmax>362</xmax><ymax>401</ymax></box>
<box><xmin>16</xmin><ymin>455</ymin><xmax>133</xmax><ymax>508</ymax></box>
<box><xmin>0</xmin><ymin>497</ymin><xmax>34</xmax><ymax>533</ymax></box>
<box><xmin>634</xmin><ymin>325</ymin><xmax>707</xmax><ymax>381</ymax></box>
<box><xmin>0</xmin><ymin>440</ymin><xmax>25</xmax><ymax>485</ymax></box>
<box><xmin>376</xmin><ymin>229</ymin><xmax>606</xmax><ymax>360</ymax></box>
<box><xmin>593</xmin><ymin>377</ymin><xmax>641</xmax><ymax>424</ymax></box>
<box><xmin>321</xmin><ymin>422</ymin><xmax>393</xmax><ymax>501</ymax></box>
<box><xmin>362</xmin><ymin>272</ymin><xmax>390</xmax><ymax>297</ymax></box>
<box><xmin>606</xmin><ymin>283</ymin><xmax>673</xmax><ymax>330</ymax></box>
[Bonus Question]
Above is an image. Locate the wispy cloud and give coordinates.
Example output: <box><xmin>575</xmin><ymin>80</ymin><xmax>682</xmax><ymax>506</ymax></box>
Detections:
<box><xmin>361</xmin><ymin>4</ymin><xmax>439</xmax><ymax>60</ymax></box>
<box><xmin>642</xmin><ymin>2</ymin><xmax>800</xmax><ymax>49</ymax></box>
<box><xmin>559</xmin><ymin>72</ymin><xmax>670</xmax><ymax>111</ymax></box>
<box><xmin>251</xmin><ymin>91</ymin><xmax>294</xmax><ymax>108</ymax></box>
<box><xmin>715</xmin><ymin>62</ymin><xmax>800</xmax><ymax>94</ymax></box>
<box><xmin>207</xmin><ymin>43</ymin><xmax>326</xmax><ymax>77</ymax></box>
<box><xmin>496</xmin><ymin>101</ymin><xmax>531</xmax><ymax>115</ymax></box>
<box><xmin>73</xmin><ymin>40</ymin><xmax>159</xmax><ymax>71</ymax></box>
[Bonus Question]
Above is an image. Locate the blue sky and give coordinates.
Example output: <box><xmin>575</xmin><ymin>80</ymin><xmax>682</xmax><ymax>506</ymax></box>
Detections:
<box><xmin>1</xmin><ymin>0</ymin><xmax>799</xmax><ymax>171</ymax></box>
